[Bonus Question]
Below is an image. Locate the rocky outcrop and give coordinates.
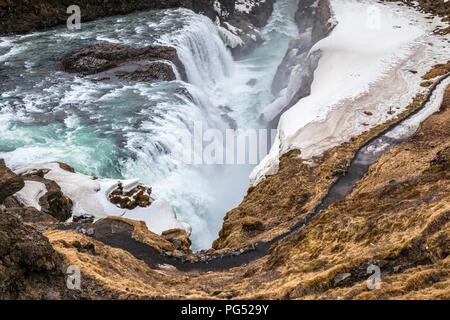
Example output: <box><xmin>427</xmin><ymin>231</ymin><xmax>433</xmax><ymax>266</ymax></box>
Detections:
<box><xmin>261</xmin><ymin>0</ymin><xmax>335</xmax><ymax>127</ymax></box>
<box><xmin>62</xmin><ymin>42</ymin><xmax>187</xmax><ymax>82</ymax></box>
<box><xmin>0</xmin><ymin>0</ymin><xmax>194</xmax><ymax>35</ymax></box>
<box><xmin>109</xmin><ymin>184</ymin><xmax>153</xmax><ymax>210</ymax></box>
<box><xmin>0</xmin><ymin>211</ymin><xmax>77</xmax><ymax>299</ymax></box>
<box><xmin>162</xmin><ymin>228</ymin><xmax>192</xmax><ymax>253</ymax></box>
<box><xmin>0</xmin><ymin>159</ymin><xmax>24</xmax><ymax>204</ymax></box>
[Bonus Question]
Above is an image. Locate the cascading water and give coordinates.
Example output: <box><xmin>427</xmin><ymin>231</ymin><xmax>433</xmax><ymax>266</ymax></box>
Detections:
<box><xmin>0</xmin><ymin>0</ymin><xmax>299</xmax><ymax>250</ymax></box>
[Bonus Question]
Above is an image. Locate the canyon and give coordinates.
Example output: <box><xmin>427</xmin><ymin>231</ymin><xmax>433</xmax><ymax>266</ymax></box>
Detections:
<box><xmin>0</xmin><ymin>0</ymin><xmax>449</xmax><ymax>300</ymax></box>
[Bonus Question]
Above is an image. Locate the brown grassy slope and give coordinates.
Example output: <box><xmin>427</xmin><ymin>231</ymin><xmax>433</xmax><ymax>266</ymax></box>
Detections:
<box><xmin>249</xmin><ymin>85</ymin><xmax>450</xmax><ymax>299</ymax></box>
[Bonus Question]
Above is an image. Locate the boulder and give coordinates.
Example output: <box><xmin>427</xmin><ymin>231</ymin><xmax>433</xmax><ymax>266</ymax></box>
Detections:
<box><xmin>226</xmin><ymin>16</ymin><xmax>263</xmax><ymax>58</ymax></box>
<box><xmin>116</xmin><ymin>62</ymin><xmax>177</xmax><ymax>82</ymax></box>
<box><xmin>62</xmin><ymin>42</ymin><xmax>187</xmax><ymax>82</ymax></box>
<box><xmin>0</xmin><ymin>159</ymin><xmax>24</xmax><ymax>204</ymax></box>
<box><xmin>334</xmin><ymin>272</ymin><xmax>352</xmax><ymax>285</ymax></box>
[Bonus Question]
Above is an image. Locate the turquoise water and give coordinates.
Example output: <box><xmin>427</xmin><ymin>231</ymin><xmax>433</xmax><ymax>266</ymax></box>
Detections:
<box><xmin>0</xmin><ymin>0</ymin><xmax>299</xmax><ymax>249</ymax></box>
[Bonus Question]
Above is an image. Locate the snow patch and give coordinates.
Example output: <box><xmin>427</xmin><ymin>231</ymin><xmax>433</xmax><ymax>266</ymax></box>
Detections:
<box><xmin>13</xmin><ymin>163</ymin><xmax>192</xmax><ymax>235</ymax></box>
<box><xmin>215</xmin><ymin>17</ymin><xmax>244</xmax><ymax>49</ymax></box>
<box><xmin>235</xmin><ymin>0</ymin><xmax>266</xmax><ymax>14</ymax></box>
<box><xmin>13</xmin><ymin>180</ymin><xmax>47</xmax><ymax>211</ymax></box>
<box><xmin>251</xmin><ymin>0</ymin><xmax>450</xmax><ymax>186</ymax></box>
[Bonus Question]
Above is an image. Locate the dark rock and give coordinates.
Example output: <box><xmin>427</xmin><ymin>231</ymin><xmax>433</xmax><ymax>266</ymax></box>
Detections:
<box><xmin>426</xmin><ymin>147</ymin><xmax>450</xmax><ymax>173</ymax></box>
<box><xmin>62</xmin><ymin>42</ymin><xmax>187</xmax><ymax>82</ymax></box>
<box><xmin>93</xmin><ymin>217</ymin><xmax>134</xmax><ymax>238</ymax></box>
<box><xmin>272</xmin><ymin>0</ymin><xmax>334</xmax><ymax>96</ymax></box>
<box><xmin>116</xmin><ymin>62</ymin><xmax>176</xmax><ymax>82</ymax></box>
<box><xmin>3</xmin><ymin>207</ymin><xmax>57</xmax><ymax>224</ymax></box>
<box><xmin>227</xmin><ymin>15</ymin><xmax>263</xmax><ymax>58</ymax></box>
<box><xmin>246</xmin><ymin>78</ymin><xmax>257</xmax><ymax>86</ymax></box>
<box><xmin>242</xmin><ymin>0</ymin><xmax>275</xmax><ymax>28</ymax></box>
<box><xmin>73</xmin><ymin>241</ymin><xmax>96</xmax><ymax>255</ymax></box>
<box><xmin>194</xmin><ymin>0</ymin><xmax>235</xmax><ymax>20</ymax></box>
<box><xmin>0</xmin><ymin>0</ymin><xmax>195</xmax><ymax>35</ymax></box>
<box><xmin>3</xmin><ymin>196</ymin><xmax>23</xmax><ymax>208</ymax></box>
<box><xmin>73</xmin><ymin>214</ymin><xmax>95</xmax><ymax>224</ymax></box>
<box><xmin>0</xmin><ymin>210</ymin><xmax>77</xmax><ymax>299</ymax></box>
<box><xmin>265</xmin><ymin>0</ymin><xmax>334</xmax><ymax>128</ymax></box>
<box><xmin>0</xmin><ymin>159</ymin><xmax>25</xmax><ymax>204</ymax></box>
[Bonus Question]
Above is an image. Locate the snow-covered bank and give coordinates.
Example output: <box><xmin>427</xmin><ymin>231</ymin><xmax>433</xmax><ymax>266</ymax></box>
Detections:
<box><xmin>251</xmin><ymin>0</ymin><xmax>450</xmax><ymax>186</ymax></box>
<box><xmin>13</xmin><ymin>163</ymin><xmax>191</xmax><ymax>236</ymax></box>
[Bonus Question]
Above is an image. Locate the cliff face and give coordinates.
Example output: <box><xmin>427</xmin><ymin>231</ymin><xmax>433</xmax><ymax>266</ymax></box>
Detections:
<box><xmin>260</xmin><ymin>0</ymin><xmax>334</xmax><ymax>126</ymax></box>
<box><xmin>0</xmin><ymin>0</ymin><xmax>196</xmax><ymax>35</ymax></box>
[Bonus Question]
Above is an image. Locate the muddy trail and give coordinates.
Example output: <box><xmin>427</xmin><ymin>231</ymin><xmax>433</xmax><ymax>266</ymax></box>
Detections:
<box><xmin>75</xmin><ymin>74</ymin><xmax>450</xmax><ymax>273</ymax></box>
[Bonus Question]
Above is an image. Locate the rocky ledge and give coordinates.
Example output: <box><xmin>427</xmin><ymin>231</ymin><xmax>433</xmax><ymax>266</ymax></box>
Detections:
<box><xmin>62</xmin><ymin>42</ymin><xmax>187</xmax><ymax>83</ymax></box>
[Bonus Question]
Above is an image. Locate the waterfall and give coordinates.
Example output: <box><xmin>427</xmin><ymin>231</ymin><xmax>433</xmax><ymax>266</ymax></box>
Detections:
<box><xmin>158</xmin><ymin>10</ymin><xmax>234</xmax><ymax>90</ymax></box>
<box><xmin>0</xmin><ymin>3</ymin><xmax>299</xmax><ymax>250</ymax></box>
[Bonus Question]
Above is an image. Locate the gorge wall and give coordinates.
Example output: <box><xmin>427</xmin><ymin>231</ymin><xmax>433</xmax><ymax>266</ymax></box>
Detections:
<box><xmin>260</xmin><ymin>0</ymin><xmax>335</xmax><ymax>126</ymax></box>
<box><xmin>0</xmin><ymin>0</ymin><xmax>193</xmax><ymax>35</ymax></box>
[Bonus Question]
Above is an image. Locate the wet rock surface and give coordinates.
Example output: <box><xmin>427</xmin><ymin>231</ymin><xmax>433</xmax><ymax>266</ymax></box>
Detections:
<box><xmin>62</xmin><ymin>42</ymin><xmax>187</xmax><ymax>82</ymax></box>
